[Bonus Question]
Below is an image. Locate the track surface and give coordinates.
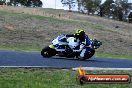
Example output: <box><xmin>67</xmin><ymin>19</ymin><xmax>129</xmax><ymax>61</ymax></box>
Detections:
<box><xmin>0</xmin><ymin>50</ymin><xmax>132</xmax><ymax>68</ymax></box>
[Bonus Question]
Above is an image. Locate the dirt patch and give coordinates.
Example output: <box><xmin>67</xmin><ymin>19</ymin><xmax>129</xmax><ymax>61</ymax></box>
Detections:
<box><xmin>4</xmin><ymin>24</ymin><xmax>15</xmax><ymax>31</ymax></box>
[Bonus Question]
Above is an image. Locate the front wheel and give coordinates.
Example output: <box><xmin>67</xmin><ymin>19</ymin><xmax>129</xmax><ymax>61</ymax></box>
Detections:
<box><xmin>79</xmin><ymin>48</ymin><xmax>95</xmax><ymax>61</ymax></box>
<box><xmin>41</xmin><ymin>46</ymin><xmax>56</xmax><ymax>58</ymax></box>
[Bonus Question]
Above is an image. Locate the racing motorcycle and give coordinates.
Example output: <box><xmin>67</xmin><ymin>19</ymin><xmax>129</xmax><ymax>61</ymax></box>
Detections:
<box><xmin>41</xmin><ymin>34</ymin><xmax>102</xmax><ymax>60</ymax></box>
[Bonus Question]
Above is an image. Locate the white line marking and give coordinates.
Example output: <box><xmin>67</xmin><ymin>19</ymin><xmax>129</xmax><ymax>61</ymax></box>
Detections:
<box><xmin>72</xmin><ymin>67</ymin><xmax>132</xmax><ymax>70</ymax></box>
<box><xmin>0</xmin><ymin>66</ymin><xmax>68</xmax><ymax>69</ymax></box>
<box><xmin>0</xmin><ymin>66</ymin><xmax>51</xmax><ymax>68</ymax></box>
<box><xmin>0</xmin><ymin>66</ymin><xmax>132</xmax><ymax>70</ymax></box>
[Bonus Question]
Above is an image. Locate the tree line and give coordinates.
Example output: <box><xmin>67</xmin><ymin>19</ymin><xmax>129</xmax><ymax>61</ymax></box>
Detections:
<box><xmin>0</xmin><ymin>0</ymin><xmax>43</xmax><ymax>7</ymax></box>
<box><xmin>0</xmin><ymin>0</ymin><xmax>131</xmax><ymax>22</ymax></box>
<box><xmin>61</xmin><ymin>0</ymin><xmax>131</xmax><ymax>21</ymax></box>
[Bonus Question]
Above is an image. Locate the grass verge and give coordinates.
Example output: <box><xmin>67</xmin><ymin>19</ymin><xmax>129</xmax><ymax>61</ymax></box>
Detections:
<box><xmin>0</xmin><ymin>68</ymin><xmax>131</xmax><ymax>88</ymax></box>
<box><xmin>96</xmin><ymin>52</ymin><xmax>132</xmax><ymax>59</ymax></box>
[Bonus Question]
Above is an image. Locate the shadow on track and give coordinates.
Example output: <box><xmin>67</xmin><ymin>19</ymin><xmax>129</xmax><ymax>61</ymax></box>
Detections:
<box><xmin>46</xmin><ymin>56</ymin><xmax>109</xmax><ymax>63</ymax></box>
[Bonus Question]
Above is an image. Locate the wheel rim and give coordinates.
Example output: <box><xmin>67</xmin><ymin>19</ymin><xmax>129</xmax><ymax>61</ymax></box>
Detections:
<box><xmin>44</xmin><ymin>51</ymin><xmax>48</xmax><ymax>55</ymax></box>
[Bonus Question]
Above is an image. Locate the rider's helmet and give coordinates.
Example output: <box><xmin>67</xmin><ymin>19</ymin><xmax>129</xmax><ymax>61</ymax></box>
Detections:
<box><xmin>75</xmin><ymin>29</ymin><xmax>86</xmax><ymax>41</ymax></box>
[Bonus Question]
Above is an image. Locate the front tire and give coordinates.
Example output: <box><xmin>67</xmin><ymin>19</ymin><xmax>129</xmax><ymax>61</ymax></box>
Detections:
<box><xmin>41</xmin><ymin>46</ymin><xmax>56</xmax><ymax>58</ymax></box>
<box><xmin>79</xmin><ymin>48</ymin><xmax>95</xmax><ymax>61</ymax></box>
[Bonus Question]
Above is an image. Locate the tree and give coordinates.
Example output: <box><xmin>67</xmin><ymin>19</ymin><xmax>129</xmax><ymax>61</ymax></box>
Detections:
<box><xmin>128</xmin><ymin>12</ymin><xmax>132</xmax><ymax>23</ymax></box>
<box><xmin>9</xmin><ymin>0</ymin><xmax>43</xmax><ymax>7</ymax></box>
<box><xmin>61</xmin><ymin>0</ymin><xmax>76</xmax><ymax>11</ymax></box>
<box><xmin>101</xmin><ymin>0</ymin><xmax>114</xmax><ymax>16</ymax></box>
<box><xmin>27</xmin><ymin>0</ymin><xmax>42</xmax><ymax>7</ymax></box>
<box><xmin>114</xmin><ymin>0</ymin><xmax>129</xmax><ymax>21</ymax></box>
<box><xmin>81</xmin><ymin>0</ymin><xmax>101</xmax><ymax>15</ymax></box>
<box><xmin>115</xmin><ymin>0</ymin><xmax>129</xmax><ymax>12</ymax></box>
<box><xmin>100</xmin><ymin>0</ymin><xmax>129</xmax><ymax>21</ymax></box>
<box><xmin>76</xmin><ymin>0</ymin><xmax>82</xmax><ymax>12</ymax></box>
<box><xmin>99</xmin><ymin>5</ymin><xmax>104</xmax><ymax>17</ymax></box>
<box><xmin>19</xmin><ymin>0</ymin><xmax>27</xmax><ymax>6</ymax></box>
<box><xmin>0</xmin><ymin>0</ymin><xmax>6</xmax><ymax>5</ymax></box>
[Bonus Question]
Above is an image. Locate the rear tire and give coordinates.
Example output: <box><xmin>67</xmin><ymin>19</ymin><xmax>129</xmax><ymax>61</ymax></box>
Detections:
<box><xmin>41</xmin><ymin>46</ymin><xmax>56</xmax><ymax>58</ymax></box>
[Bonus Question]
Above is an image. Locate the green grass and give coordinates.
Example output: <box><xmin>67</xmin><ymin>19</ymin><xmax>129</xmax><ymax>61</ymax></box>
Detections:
<box><xmin>96</xmin><ymin>52</ymin><xmax>132</xmax><ymax>59</ymax></box>
<box><xmin>0</xmin><ymin>68</ymin><xmax>131</xmax><ymax>88</ymax></box>
<box><xmin>0</xmin><ymin>45</ymin><xmax>40</xmax><ymax>52</ymax></box>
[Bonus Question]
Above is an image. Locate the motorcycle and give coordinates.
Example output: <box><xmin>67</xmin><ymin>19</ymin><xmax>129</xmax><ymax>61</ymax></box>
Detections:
<box><xmin>41</xmin><ymin>34</ymin><xmax>102</xmax><ymax>60</ymax></box>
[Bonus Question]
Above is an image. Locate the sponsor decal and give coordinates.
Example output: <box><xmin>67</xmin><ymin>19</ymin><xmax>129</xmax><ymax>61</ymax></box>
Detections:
<box><xmin>77</xmin><ymin>67</ymin><xmax>131</xmax><ymax>84</ymax></box>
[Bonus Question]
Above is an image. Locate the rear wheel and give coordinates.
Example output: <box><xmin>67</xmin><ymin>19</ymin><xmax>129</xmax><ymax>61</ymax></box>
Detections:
<box><xmin>41</xmin><ymin>46</ymin><xmax>56</xmax><ymax>58</ymax></box>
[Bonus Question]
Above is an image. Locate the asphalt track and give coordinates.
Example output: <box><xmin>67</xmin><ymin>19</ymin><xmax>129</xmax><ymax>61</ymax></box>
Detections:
<box><xmin>0</xmin><ymin>50</ymin><xmax>132</xmax><ymax>68</ymax></box>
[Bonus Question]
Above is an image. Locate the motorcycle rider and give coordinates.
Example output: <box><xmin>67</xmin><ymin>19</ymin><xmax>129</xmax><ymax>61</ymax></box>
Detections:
<box><xmin>59</xmin><ymin>29</ymin><xmax>92</xmax><ymax>52</ymax></box>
